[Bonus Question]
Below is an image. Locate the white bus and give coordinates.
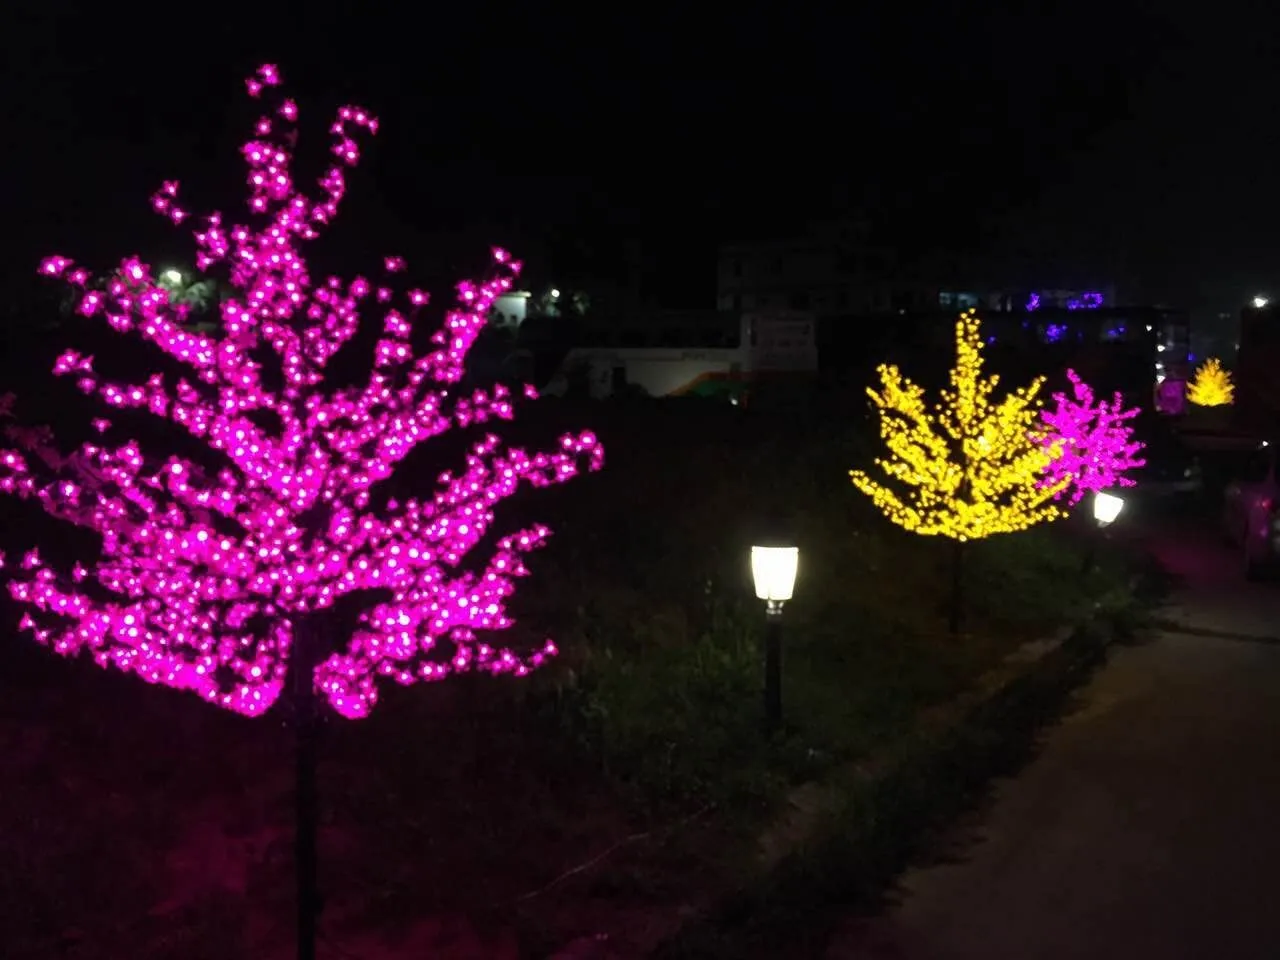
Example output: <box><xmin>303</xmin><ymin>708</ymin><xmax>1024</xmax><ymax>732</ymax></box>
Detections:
<box><xmin>542</xmin><ymin>310</ymin><xmax>818</xmax><ymax>402</ymax></box>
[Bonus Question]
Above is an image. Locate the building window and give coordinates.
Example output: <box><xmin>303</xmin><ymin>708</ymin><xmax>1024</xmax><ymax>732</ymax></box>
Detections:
<box><xmin>939</xmin><ymin>291</ymin><xmax>956</xmax><ymax>308</ymax></box>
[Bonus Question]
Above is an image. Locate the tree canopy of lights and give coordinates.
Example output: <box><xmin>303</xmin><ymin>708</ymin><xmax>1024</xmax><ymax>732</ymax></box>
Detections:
<box><xmin>1038</xmin><ymin>369</ymin><xmax>1145</xmax><ymax>505</ymax></box>
<box><xmin>850</xmin><ymin>308</ymin><xmax>1067</xmax><ymax>541</ymax></box>
<box><xmin>0</xmin><ymin>63</ymin><xmax>604</xmax><ymax>720</ymax></box>
<box><xmin>1187</xmin><ymin>357</ymin><xmax>1234</xmax><ymax>407</ymax></box>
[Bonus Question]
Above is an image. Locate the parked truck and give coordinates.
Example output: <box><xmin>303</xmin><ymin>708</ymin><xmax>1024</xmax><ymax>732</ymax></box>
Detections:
<box><xmin>1232</xmin><ymin>302</ymin><xmax>1280</xmax><ymax>434</ymax></box>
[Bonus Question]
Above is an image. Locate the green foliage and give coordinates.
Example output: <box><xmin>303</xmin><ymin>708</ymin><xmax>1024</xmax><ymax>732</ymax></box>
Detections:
<box><xmin>514</xmin><ymin>404</ymin><xmax>1126</xmax><ymax>820</ymax></box>
<box><xmin>543</xmin><ymin>586</ymin><xmax>776</xmax><ymax>809</ymax></box>
<box><xmin>652</xmin><ymin>620</ymin><xmax>1128</xmax><ymax>959</ymax></box>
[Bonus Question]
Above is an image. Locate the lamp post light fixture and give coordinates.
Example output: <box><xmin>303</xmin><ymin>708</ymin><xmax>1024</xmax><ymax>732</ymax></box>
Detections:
<box><xmin>1083</xmin><ymin>490</ymin><xmax>1125</xmax><ymax>572</ymax></box>
<box><xmin>751</xmin><ymin>544</ymin><xmax>798</xmax><ymax>731</ymax></box>
<box><xmin>1254</xmin><ymin>296</ymin><xmax>1269</xmax><ymax>309</ymax></box>
<box><xmin>1093</xmin><ymin>490</ymin><xmax>1125</xmax><ymax>526</ymax></box>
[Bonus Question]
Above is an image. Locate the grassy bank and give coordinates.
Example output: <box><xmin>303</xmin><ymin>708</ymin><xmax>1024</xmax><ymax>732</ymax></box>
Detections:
<box><xmin>651</xmin><ymin>596</ymin><xmax>1153</xmax><ymax>959</ymax></box>
<box><xmin>0</xmin><ymin>400</ymin><xmax>1149</xmax><ymax>958</ymax></box>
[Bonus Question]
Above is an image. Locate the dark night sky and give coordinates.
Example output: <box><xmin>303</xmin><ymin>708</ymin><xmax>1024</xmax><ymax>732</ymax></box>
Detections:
<box><xmin>1</xmin><ymin>3</ymin><xmax>1276</xmax><ymax>319</ymax></box>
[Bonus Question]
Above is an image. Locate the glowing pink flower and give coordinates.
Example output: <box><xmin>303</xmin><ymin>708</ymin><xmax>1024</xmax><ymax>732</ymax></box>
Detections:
<box><xmin>0</xmin><ymin>65</ymin><xmax>603</xmax><ymax>720</ymax></box>
<box><xmin>1039</xmin><ymin>369</ymin><xmax>1144</xmax><ymax>505</ymax></box>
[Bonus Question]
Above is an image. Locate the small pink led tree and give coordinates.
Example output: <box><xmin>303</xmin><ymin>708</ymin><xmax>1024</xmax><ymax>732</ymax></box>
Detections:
<box><xmin>0</xmin><ymin>64</ymin><xmax>603</xmax><ymax>957</ymax></box>
<box><xmin>1038</xmin><ymin>368</ymin><xmax>1145</xmax><ymax>505</ymax></box>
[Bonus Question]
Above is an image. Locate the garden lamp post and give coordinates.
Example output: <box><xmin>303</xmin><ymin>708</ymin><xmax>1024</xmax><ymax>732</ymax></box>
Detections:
<box><xmin>751</xmin><ymin>544</ymin><xmax>799</xmax><ymax>732</ymax></box>
<box><xmin>1083</xmin><ymin>490</ymin><xmax>1125</xmax><ymax>573</ymax></box>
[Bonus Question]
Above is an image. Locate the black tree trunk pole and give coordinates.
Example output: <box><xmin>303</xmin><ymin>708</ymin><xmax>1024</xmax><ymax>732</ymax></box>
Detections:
<box><xmin>764</xmin><ymin>614</ymin><xmax>783</xmax><ymax>732</ymax></box>
<box><xmin>293</xmin><ymin>621</ymin><xmax>320</xmax><ymax>960</ymax></box>
<box><xmin>949</xmin><ymin>538</ymin><xmax>966</xmax><ymax>637</ymax></box>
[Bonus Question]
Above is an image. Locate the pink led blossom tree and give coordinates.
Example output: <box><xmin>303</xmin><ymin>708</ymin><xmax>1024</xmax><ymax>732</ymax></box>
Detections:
<box><xmin>1038</xmin><ymin>368</ymin><xmax>1145</xmax><ymax>505</ymax></box>
<box><xmin>0</xmin><ymin>62</ymin><xmax>604</xmax><ymax>723</ymax></box>
<box><xmin>3</xmin><ymin>64</ymin><xmax>606</xmax><ymax>957</ymax></box>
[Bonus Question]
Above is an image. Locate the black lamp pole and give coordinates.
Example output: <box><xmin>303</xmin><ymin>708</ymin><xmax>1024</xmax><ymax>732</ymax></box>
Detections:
<box><xmin>764</xmin><ymin>602</ymin><xmax>784</xmax><ymax>731</ymax></box>
<box><xmin>1082</xmin><ymin>521</ymin><xmax>1109</xmax><ymax>574</ymax></box>
<box><xmin>1081</xmin><ymin>530</ymin><xmax>1098</xmax><ymax>574</ymax></box>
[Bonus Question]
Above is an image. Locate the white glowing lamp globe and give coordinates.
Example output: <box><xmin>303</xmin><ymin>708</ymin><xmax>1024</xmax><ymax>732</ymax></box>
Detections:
<box><xmin>752</xmin><ymin>545</ymin><xmax>799</xmax><ymax>603</ymax></box>
<box><xmin>1092</xmin><ymin>491</ymin><xmax>1125</xmax><ymax>526</ymax></box>
<box><xmin>1254</xmin><ymin>296</ymin><xmax>1269</xmax><ymax>309</ymax></box>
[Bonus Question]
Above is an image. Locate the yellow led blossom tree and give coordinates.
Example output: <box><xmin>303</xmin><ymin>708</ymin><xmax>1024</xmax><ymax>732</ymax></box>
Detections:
<box><xmin>1187</xmin><ymin>357</ymin><xmax>1234</xmax><ymax>406</ymax></box>
<box><xmin>850</xmin><ymin>308</ymin><xmax>1068</xmax><ymax>633</ymax></box>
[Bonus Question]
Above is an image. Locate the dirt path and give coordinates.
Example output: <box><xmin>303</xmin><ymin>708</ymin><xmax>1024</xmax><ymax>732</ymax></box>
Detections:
<box><xmin>825</xmin><ymin>508</ymin><xmax>1280</xmax><ymax>959</ymax></box>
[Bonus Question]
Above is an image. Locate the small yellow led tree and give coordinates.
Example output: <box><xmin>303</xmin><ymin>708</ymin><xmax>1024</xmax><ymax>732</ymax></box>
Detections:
<box><xmin>1187</xmin><ymin>357</ymin><xmax>1234</xmax><ymax>406</ymax></box>
<box><xmin>850</xmin><ymin>309</ymin><xmax>1067</xmax><ymax>632</ymax></box>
